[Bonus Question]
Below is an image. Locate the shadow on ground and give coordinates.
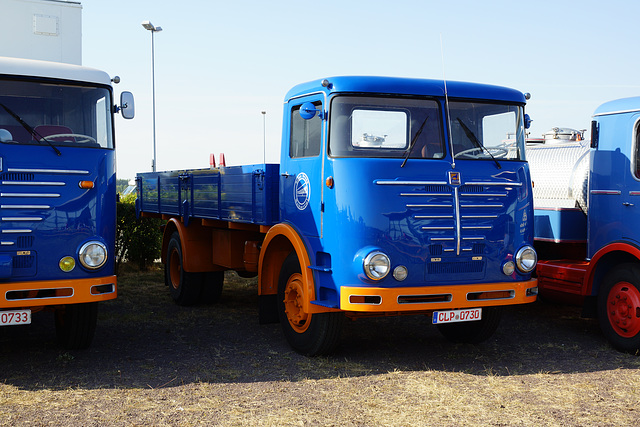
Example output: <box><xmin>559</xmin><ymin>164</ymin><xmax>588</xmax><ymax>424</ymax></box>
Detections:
<box><xmin>2</xmin><ymin>269</ymin><xmax>638</xmax><ymax>390</ymax></box>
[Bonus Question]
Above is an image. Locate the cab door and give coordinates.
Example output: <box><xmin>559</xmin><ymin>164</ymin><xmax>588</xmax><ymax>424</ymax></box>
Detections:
<box><xmin>620</xmin><ymin>114</ymin><xmax>640</xmax><ymax>246</ymax></box>
<box><xmin>280</xmin><ymin>97</ymin><xmax>325</xmax><ymax>238</ymax></box>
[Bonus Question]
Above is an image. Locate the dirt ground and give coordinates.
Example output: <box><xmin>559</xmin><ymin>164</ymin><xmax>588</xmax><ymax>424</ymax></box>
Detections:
<box><xmin>1</xmin><ymin>269</ymin><xmax>639</xmax><ymax>426</ymax></box>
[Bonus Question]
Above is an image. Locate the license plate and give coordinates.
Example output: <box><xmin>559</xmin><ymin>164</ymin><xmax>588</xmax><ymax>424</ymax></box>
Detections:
<box><xmin>0</xmin><ymin>309</ymin><xmax>31</xmax><ymax>326</ymax></box>
<box><xmin>432</xmin><ymin>308</ymin><xmax>482</xmax><ymax>324</ymax></box>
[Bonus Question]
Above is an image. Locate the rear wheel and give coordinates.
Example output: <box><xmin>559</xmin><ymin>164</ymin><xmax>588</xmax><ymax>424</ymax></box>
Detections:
<box><xmin>598</xmin><ymin>264</ymin><xmax>640</xmax><ymax>353</ymax></box>
<box><xmin>436</xmin><ymin>307</ymin><xmax>502</xmax><ymax>344</ymax></box>
<box><xmin>165</xmin><ymin>231</ymin><xmax>202</xmax><ymax>306</ymax></box>
<box><xmin>277</xmin><ymin>252</ymin><xmax>343</xmax><ymax>356</ymax></box>
<box><xmin>55</xmin><ymin>302</ymin><xmax>98</xmax><ymax>350</ymax></box>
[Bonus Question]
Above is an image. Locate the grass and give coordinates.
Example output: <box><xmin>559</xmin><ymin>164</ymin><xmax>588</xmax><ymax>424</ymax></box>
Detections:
<box><xmin>1</xmin><ymin>265</ymin><xmax>640</xmax><ymax>425</ymax></box>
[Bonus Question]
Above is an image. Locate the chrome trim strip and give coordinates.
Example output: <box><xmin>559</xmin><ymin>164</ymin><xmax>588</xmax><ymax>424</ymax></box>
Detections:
<box><xmin>0</xmin><ymin>193</ymin><xmax>60</xmax><ymax>198</ymax></box>
<box><xmin>590</xmin><ymin>190</ymin><xmax>621</xmax><ymax>195</ymax></box>
<box><xmin>463</xmin><ymin>226</ymin><xmax>493</xmax><ymax>230</ymax></box>
<box><xmin>454</xmin><ymin>186</ymin><xmax>461</xmax><ymax>256</ymax></box>
<box><xmin>1</xmin><ymin>229</ymin><xmax>32</xmax><ymax>233</ymax></box>
<box><xmin>415</xmin><ymin>215</ymin><xmax>454</xmax><ymax>219</ymax></box>
<box><xmin>430</xmin><ymin>237</ymin><xmax>455</xmax><ymax>241</ymax></box>
<box><xmin>1</xmin><ymin>204</ymin><xmax>51</xmax><ymax>209</ymax></box>
<box><xmin>461</xmin><ymin>215</ymin><xmax>498</xmax><ymax>219</ymax></box>
<box><xmin>7</xmin><ymin>168</ymin><xmax>89</xmax><ymax>174</ymax></box>
<box><xmin>376</xmin><ymin>180</ymin><xmax>448</xmax><ymax>185</ymax></box>
<box><xmin>463</xmin><ymin>236</ymin><xmax>486</xmax><ymax>240</ymax></box>
<box><xmin>461</xmin><ymin>193</ymin><xmax>507</xmax><ymax>197</ymax></box>
<box><xmin>400</xmin><ymin>193</ymin><xmax>450</xmax><ymax>197</ymax></box>
<box><xmin>1</xmin><ymin>241</ymin><xmax>14</xmax><ymax>246</ymax></box>
<box><xmin>461</xmin><ymin>204</ymin><xmax>503</xmax><ymax>208</ymax></box>
<box><xmin>594</xmin><ymin>108</ymin><xmax>640</xmax><ymax>117</ymax></box>
<box><xmin>630</xmin><ymin>191</ymin><xmax>640</xmax><ymax>196</ymax></box>
<box><xmin>2</xmin><ymin>181</ymin><xmax>65</xmax><ymax>186</ymax></box>
<box><xmin>407</xmin><ymin>204</ymin><xmax>453</xmax><ymax>208</ymax></box>
<box><xmin>2</xmin><ymin>217</ymin><xmax>43</xmax><ymax>221</ymax></box>
<box><xmin>422</xmin><ymin>226</ymin><xmax>455</xmax><ymax>230</ymax></box>
<box><xmin>465</xmin><ymin>181</ymin><xmax>522</xmax><ymax>187</ymax></box>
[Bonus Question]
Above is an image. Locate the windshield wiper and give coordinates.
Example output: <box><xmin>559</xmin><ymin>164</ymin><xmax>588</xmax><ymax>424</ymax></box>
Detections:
<box><xmin>455</xmin><ymin>117</ymin><xmax>500</xmax><ymax>169</ymax></box>
<box><xmin>401</xmin><ymin>116</ymin><xmax>429</xmax><ymax>168</ymax></box>
<box><xmin>0</xmin><ymin>103</ymin><xmax>61</xmax><ymax>156</ymax></box>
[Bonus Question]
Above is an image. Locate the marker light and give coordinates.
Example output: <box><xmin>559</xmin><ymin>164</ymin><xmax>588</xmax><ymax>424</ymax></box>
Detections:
<box><xmin>59</xmin><ymin>256</ymin><xmax>76</xmax><ymax>272</ymax></box>
<box><xmin>78</xmin><ymin>241</ymin><xmax>107</xmax><ymax>269</ymax></box>
<box><xmin>515</xmin><ymin>245</ymin><xmax>537</xmax><ymax>274</ymax></box>
<box><xmin>363</xmin><ymin>251</ymin><xmax>390</xmax><ymax>280</ymax></box>
<box><xmin>79</xmin><ymin>180</ymin><xmax>95</xmax><ymax>189</ymax></box>
<box><xmin>393</xmin><ymin>265</ymin><xmax>408</xmax><ymax>281</ymax></box>
<box><xmin>502</xmin><ymin>261</ymin><xmax>515</xmax><ymax>276</ymax></box>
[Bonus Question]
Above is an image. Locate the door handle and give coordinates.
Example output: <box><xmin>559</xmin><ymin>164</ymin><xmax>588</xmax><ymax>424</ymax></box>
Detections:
<box><xmin>623</xmin><ymin>202</ymin><xmax>634</xmax><ymax>207</ymax></box>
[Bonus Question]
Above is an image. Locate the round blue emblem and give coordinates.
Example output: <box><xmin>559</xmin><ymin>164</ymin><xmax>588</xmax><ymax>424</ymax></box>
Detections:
<box><xmin>294</xmin><ymin>172</ymin><xmax>310</xmax><ymax>210</ymax></box>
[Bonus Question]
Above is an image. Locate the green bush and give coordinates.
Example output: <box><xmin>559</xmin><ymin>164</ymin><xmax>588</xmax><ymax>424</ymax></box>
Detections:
<box><xmin>116</xmin><ymin>193</ymin><xmax>163</xmax><ymax>273</ymax></box>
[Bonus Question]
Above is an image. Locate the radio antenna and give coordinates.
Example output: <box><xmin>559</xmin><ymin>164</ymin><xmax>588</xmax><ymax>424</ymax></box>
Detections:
<box><xmin>440</xmin><ymin>34</ymin><xmax>455</xmax><ymax>169</ymax></box>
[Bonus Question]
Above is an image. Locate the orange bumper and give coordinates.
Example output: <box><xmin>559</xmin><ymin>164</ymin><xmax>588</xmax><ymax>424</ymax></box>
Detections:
<box><xmin>340</xmin><ymin>279</ymin><xmax>538</xmax><ymax>312</ymax></box>
<box><xmin>1</xmin><ymin>275</ymin><xmax>117</xmax><ymax>308</ymax></box>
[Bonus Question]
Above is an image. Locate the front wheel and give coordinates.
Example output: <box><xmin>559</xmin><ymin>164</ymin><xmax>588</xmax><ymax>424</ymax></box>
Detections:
<box><xmin>165</xmin><ymin>231</ymin><xmax>202</xmax><ymax>306</ymax></box>
<box><xmin>597</xmin><ymin>264</ymin><xmax>640</xmax><ymax>353</ymax></box>
<box><xmin>277</xmin><ymin>252</ymin><xmax>343</xmax><ymax>356</ymax></box>
<box><xmin>55</xmin><ymin>302</ymin><xmax>98</xmax><ymax>350</ymax></box>
<box><xmin>436</xmin><ymin>307</ymin><xmax>502</xmax><ymax>344</ymax></box>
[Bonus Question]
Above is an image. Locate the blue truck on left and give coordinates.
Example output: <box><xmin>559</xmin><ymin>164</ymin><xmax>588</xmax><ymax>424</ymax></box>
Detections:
<box><xmin>0</xmin><ymin>56</ymin><xmax>134</xmax><ymax>348</ymax></box>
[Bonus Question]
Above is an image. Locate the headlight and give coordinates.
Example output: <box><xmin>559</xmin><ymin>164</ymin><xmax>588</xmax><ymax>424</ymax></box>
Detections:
<box><xmin>363</xmin><ymin>251</ymin><xmax>390</xmax><ymax>280</ymax></box>
<box><xmin>79</xmin><ymin>241</ymin><xmax>107</xmax><ymax>269</ymax></box>
<box><xmin>515</xmin><ymin>245</ymin><xmax>537</xmax><ymax>273</ymax></box>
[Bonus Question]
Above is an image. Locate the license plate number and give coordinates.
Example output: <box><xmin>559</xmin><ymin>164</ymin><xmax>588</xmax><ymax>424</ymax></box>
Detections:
<box><xmin>432</xmin><ymin>308</ymin><xmax>482</xmax><ymax>324</ymax></box>
<box><xmin>0</xmin><ymin>309</ymin><xmax>31</xmax><ymax>326</ymax></box>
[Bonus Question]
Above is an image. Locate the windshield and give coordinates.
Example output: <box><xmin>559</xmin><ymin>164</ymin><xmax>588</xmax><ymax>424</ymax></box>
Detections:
<box><xmin>449</xmin><ymin>101</ymin><xmax>525</xmax><ymax>161</ymax></box>
<box><xmin>0</xmin><ymin>79</ymin><xmax>113</xmax><ymax>149</ymax></box>
<box><xmin>329</xmin><ymin>96</ymin><xmax>444</xmax><ymax>159</ymax></box>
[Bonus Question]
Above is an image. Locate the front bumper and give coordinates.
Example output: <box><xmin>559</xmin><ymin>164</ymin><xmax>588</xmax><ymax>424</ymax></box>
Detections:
<box><xmin>340</xmin><ymin>279</ymin><xmax>538</xmax><ymax>312</ymax></box>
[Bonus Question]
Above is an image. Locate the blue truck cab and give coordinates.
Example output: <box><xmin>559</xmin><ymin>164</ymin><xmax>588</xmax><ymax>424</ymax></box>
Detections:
<box><xmin>532</xmin><ymin>96</ymin><xmax>640</xmax><ymax>353</ymax></box>
<box><xmin>0</xmin><ymin>57</ymin><xmax>134</xmax><ymax>348</ymax></box>
<box><xmin>137</xmin><ymin>76</ymin><xmax>538</xmax><ymax>355</ymax></box>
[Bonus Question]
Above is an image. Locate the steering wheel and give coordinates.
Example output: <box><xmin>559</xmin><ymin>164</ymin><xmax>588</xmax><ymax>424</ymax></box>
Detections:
<box><xmin>41</xmin><ymin>133</ymin><xmax>97</xmax><ymax>144</ymax></box>
<box><xmin>454</xmin><ymin>146</ymin><xmax>508</xmax><ymax>159</ymax></box>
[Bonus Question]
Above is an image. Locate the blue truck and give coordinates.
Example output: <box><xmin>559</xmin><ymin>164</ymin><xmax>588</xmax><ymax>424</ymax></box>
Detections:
<box><xmin>529</xmin><ymin>97</ymin><xmax>640</xmax><ymax>353</ymax></box>
<box><xmin>0</xmin><ymin>56</ymin><xmax>134</xmax><ymax>348</ymax></box>
<box><xmin>137</xmin><ymin>76</ymin><xmax>539</xmax><ymax>355</ymax></box>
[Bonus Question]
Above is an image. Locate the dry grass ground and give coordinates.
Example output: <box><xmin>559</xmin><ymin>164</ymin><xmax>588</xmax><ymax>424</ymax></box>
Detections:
<box><xmin>1</xmin><ymin>266</ymin><xmax>639</xmax><ymax>426</ymax></box>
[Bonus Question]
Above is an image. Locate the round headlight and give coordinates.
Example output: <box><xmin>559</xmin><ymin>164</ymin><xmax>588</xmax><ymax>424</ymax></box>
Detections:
<box><xmin>393</xmin><ymin>265</ymin><xmax>408</xmax><ymax>281</ymax></box>
<box><xmin>363</xmin><ymin>251</ymin><xmax>390</xmax><ymax>280</ymax></box>
<box><xmin>515</xmin><ymin>245</ymin><xmax>537</xmax><ymax>273</ymax></box>
<box><xmin>79</xmin><ymin>241</ymin><xmax>107</xmax><ymax>269</ymax></box>
<box><xmin>502</xmin><ymin>261</ymin><xmax>515</xmax><ymax>276</ymax></box>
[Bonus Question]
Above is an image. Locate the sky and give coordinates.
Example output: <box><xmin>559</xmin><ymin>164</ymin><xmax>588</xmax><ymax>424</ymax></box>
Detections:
<box><xmin>76</xmin><ymin>0</ymin><xmax>640</xmax><ymax>179</ymax></box>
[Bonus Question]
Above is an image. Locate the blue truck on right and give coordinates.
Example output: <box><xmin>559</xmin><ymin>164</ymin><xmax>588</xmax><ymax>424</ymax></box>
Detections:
<box><xmin>529</xmin><ymin>97</ymin><xmax>640</xmax><ymax>353</ymax></box>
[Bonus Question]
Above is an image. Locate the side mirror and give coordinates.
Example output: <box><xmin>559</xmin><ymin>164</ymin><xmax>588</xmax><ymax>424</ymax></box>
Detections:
<box><xmin>299</xmin><ymin>102</ymin><xmax>321</xmax><ymax>120</ymax></box>
<box><xmin>120</xmin><ymin>91</ymin><xmax>135</xmax><ymax>119</ymax></box>
<box><xmin>524</xmin><ymin>114</ymin><xmax>532</xmax><ymax>129</ymax></box>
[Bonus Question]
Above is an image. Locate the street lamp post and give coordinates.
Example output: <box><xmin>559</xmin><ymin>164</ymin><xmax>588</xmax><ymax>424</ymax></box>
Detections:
<box><xmin>141</xmin><ymin>20</ymin><xmax>162</xmax><ymax>172</ymax></box>
<box><xmin>261</xmin><ymin>111</ymin><xmax>266</xmax><ymax>164</ymax></box>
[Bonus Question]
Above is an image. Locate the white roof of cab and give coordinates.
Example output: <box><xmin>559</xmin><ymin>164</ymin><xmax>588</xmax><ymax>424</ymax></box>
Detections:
<box><xmin>0</xmin><ymin>56</ymin><xmax>112</xmax><ymax>86</ymax></box>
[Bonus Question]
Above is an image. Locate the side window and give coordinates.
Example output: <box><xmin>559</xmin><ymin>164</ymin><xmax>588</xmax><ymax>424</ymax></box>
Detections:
<box><xmin>290</xmin><ymin>102</ymin><xmax>322</xmax><ymax>158</ymax></box>
<box><xmin>635</xmin><ymin>122</ymin><xmax>640</xmax><ymax>179</ymax></box>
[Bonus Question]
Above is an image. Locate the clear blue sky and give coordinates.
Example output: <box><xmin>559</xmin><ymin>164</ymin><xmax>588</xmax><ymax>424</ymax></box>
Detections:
<box><xmin>81</xmin><ymin>0</ymin><xmax>640</xmax><ymax>180</ymax></box>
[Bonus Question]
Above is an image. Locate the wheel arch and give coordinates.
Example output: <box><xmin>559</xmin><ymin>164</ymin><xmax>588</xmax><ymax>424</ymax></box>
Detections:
<box><xmin>258</xmin><ymin>222</ymin><xmax>314</xmax><ymax>301</ymax></box>
<box><xmin>587</xmin><ymin>242</ymin><xmax>640</xmax><ymax>296</ymax></box>
<box><xmin>161</xmin><ymin>218</ymin><xmax>216</xmax><ymax>273</ymax></box>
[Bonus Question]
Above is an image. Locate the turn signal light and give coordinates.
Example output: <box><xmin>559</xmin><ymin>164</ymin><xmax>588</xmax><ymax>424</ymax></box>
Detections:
<box><xmin>79</xmin><ymin>181</ymin><xmax>95</xmax><ymax>189</ymax></box>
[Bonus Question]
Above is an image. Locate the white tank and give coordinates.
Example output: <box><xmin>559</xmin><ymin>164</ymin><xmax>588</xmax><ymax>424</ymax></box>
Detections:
<box><xmin>526</xmin><ymin>128</ymin><xmax>590</xmax><ymax>213</ymax></box>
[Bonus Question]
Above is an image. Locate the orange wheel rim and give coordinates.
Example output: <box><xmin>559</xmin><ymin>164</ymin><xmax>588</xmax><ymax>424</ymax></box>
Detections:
<box><xmin>169</xmin><ymin>248</ymin><xmax>181</xmax><ymax>290</ymax></box>
<box><xmin>283</xmin><ymin>273</ymin><xmax>311</xmax><ymax>333</ymax></box>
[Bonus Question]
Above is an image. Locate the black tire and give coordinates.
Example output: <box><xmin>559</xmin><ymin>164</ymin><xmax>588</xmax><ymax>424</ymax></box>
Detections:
<box><xmin>200</xmin><ymin>271</ymin><xmax>224</xmax><ymax>304</ymax></box>
<box><xmin>597</xmin><ymin>263</ymin><xmax>640</xmax><ymax>353</ymax></box>
<box><xmin>277</xmin><ymin>252</ymin><xmax>343</xmax><ymax>356</ymax></box>
<box><xmin>436</xmin><ymin>307</ymin><xmax>502</xmax><ymax>344</ymax></box>
<box><xmin>55</xmin><ymin>302</ymin><xmax>98</xmax><ymax>350</ymax></box>
<box><xmin>165</xmin><ymin>231</ymin><xmax>202</xmax><ymax>306</ymax></box>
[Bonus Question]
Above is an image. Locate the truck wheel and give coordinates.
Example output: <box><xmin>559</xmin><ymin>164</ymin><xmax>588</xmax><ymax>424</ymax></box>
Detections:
<box><xmin>277</xmin><ymin>252</ymin><xmax>343</xmax><ymax>356</ymax></box>
<box><xmin>436</xmin><ymin>307</ymin><xmax>502</xmax><ymax>344</ymax></box>
<box><xmin>200</xmin><ymin>271</ymin><xmax>224</xmax><ymax>304</ymax></box>
<box><xmin>55</xmin><ymin>302</ymin><xmax>98</xmax><ymax>350</ymax></box>
<box><xmin>598</xmin><ymin>263</ymin><xmax>640</xmax><ymax>353</ymax></box>
<box><xmin>165</xmin><ymin>231</ymin><xmax>202</xmax><ymax>306</ymax></box>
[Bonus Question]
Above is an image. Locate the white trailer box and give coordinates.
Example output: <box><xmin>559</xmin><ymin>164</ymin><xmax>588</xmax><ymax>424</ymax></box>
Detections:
<box><xmin>0</xmin><ymin>0</ymin><xmax>82</xmax><ymax>65</ymax></box>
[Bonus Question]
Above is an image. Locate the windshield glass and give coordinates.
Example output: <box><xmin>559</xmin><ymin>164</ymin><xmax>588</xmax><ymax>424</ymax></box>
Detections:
<box><xmin>0</xmin><ymin>79</ymin><xmax>113</xmax><ymax>149</ymax></box>
<box><xmin>329</xmin><ymin>96</ymin><xmax>444</xmax><ymax>159</ymax></box>
<box><xmin>449</xmin><ymin>101</ymin><xmax>525</xmax><ymax>161</ymax></box>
